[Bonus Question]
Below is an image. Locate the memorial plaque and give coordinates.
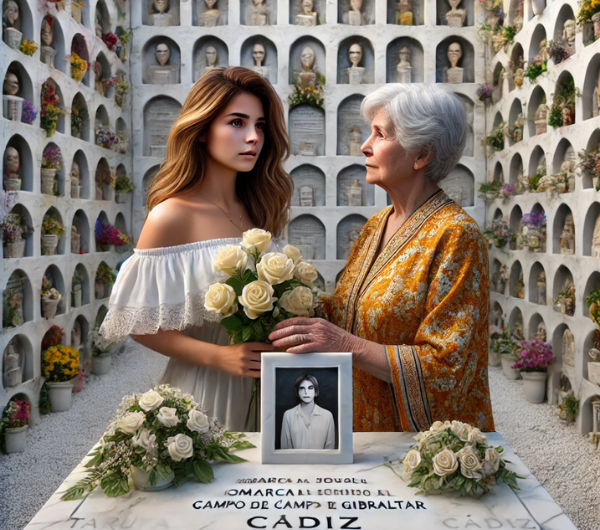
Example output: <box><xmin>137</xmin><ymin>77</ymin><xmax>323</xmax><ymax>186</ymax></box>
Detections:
<box><xmin>337</xmin><ymin>165</ymin><xmax>373</xmax><ymax>206</ymax></box>
<box><xmin>346</xmin><ymin>67</ymin><xmax>364</xmax><ymax>85</ymax></box>
<box><xmin>439</xmin><ymin>166</ymin><xmax>474</xmax><ymax>207</ymax></box>
<box><xmin>290</xmin><ymin>106</ymin><xmax>325</xmax><ymax>157</ymax></box>
<box><xmin>291</xmin><ymin>165</ymin><xmax>326</xmax><ymax>207</ymax></box>
<box><xmin>337</xmin><ymin>96</ymin><xmax>367</xmax><ymax>156</ymax></box>
<box><xmin>144</xmin><ymin>98</ymin><xmax>182</xmax><ymax>157</ymax></box>
<box><xmin>337</xmin><ymin>215</ymin><xmax>367</xmax><ymax>259</ymax></box>
<box><xmin>288</xmin><ymin>215</ymin><xmax>326</xmax><ymax>260</ymax></box>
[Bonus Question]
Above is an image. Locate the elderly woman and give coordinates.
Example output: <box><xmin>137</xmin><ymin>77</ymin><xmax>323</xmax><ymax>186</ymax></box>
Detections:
<box><xmin>270</xmin><ymin>84</ymin><xmax>494</xmax><ymax>433</ymax></box>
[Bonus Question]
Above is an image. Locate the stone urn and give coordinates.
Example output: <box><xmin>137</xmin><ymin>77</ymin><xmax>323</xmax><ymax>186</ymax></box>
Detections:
<box><xmin>130</xmin><ymin>465</ymin><xmax>174</xmax><ymax>491</ymax></box>
<box><xmin>115</xmin><ymin>193</ymin><xmax>128</xmax><ymax>204</ymax></box>
<box><xmin>501</xmin><ymin>354</ymin><xmax>521</xmax><ymax>380</ymax></box>
<box><xmin>4</xmin><ymin>178</ymin><xmax>21</xmax><ymax>191</ymax></box>
<box><xmin>47</xmin><ymin>380</ymin><xmax>74</xmax><ymax>412</ymax></box>
<box><xmin>41</xmin><ymin>168</ymin><xmax>57</xmax><ymax>195</ymax></box>
<box><xmin>71</xmin><ymin>183</ymin><xmax>81</xmax><ymax>199</ymax></box>
<box><xmin>6</xmin><ymin>239</ymin><xmax>26</xmax><ymax>258</ymax></box>
<box><xmin>41</xmin><ymin>234</ymin><xmax>59</xmax><ymax>255</ymax></box>
<box><xmin>72</xmin><ymin>285</ymin><xmax>82</xmax><ymax>308</ymax></box>
<box><xmin>5</xmin><ymin>425</ymin><xmax>27</xmax><ymax>453</ymax></box>
<box><xmin>531</xmin><ymin>0</ymin><xmax>545</xmax><ymax>16</ymax></box>
<box><xmin>593</xmin><ymin>13</ymin><xmax>600</xmax><ymax>41</ymax></box>
<box><xmin>42</xmin><ymin>296</ymin><xmax>60</xmax><ymax>319</ymax></box>
<box><xmin>92</xmin><ymin>352</ymin><xmax>112</xmax><ymax>376</ymax></box>
<box><xmin>6</xmin><ymin>366</ymin><xmax>22</xmax><ymax>387</ymax></box>
<box><xmin>4</xmin><ymin>28</ymin><xmax>22</xmax><ymax>50</ymax></box>
<box><xmin>521</xmin><ymin>371</ymin><xmax>547</xmax><ymax>403</ymax></box>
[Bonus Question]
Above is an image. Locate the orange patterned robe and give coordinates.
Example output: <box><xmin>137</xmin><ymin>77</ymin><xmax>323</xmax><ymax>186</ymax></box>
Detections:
<box><xmin>328</xmin><ymin>190</ymin><xmax>495</xmax><ymax>433</ymax></box>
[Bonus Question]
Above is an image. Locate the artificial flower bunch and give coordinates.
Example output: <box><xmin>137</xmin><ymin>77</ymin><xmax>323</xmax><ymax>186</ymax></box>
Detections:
<box><xmin>2</xmin><ymin>399</ymin><xmax>31</xmax><ymax>429</ymax></box>
<box><xmin>42</xmin><ymin>345</ymin><xmax>79</xmax><ymax>382</ymax></box>
<box><xmin>394</xmin><ymin>421</ymin><xmax>521</xmax><ymax>497</ymax></box>
<box><xmin>483</xmin><ymin>218</ymin><xmax>510</xmax><ymax>248</ymax></box>
<box><xmin>42</xmin><ymin>324</ymin><xmax>64</xmax><ymax>349</ymax></box>
<box><xmin>61</xmin><ymin>384</ymin><xmax>252</xmax><ymax>499</ymax></box>
<box><xmin>88</xmin><ymin>328</ymin><xmax>124</xmax><ymax>358</ymax></box>
<box><xmin>19</xmin><ymin>40</ymin><xmax>38</xmax><ymax>56</ymax></box>
<box><xmin>101</xmin><ymin>32</ymin><xmax>118</xmax><ymax>49</ymax></box>
<box><xmin>1</xmin><ymin>213</ymin><xmax>33</xmax><ymax>244</ymax></box>
<box><xmin>95</xmin><ymin>262</ymin><xmax>117</xmax><ymax>284</ymax></box>
<box><xmin>42</xmin><ymin>214</ymin><xmax>64</xmax><ymax>237</ymax></box>
<box><xmin>95</xmin><ymin>125</ymin><xmax>119</xmax><ymax>149</ymax></box>
<box><xmin>511</xmin><ymin>338</ymin><xmax>554</xmax><ymax>372</ymax></box>
<box><xmin>585</xmin><ymin>287</ymin><xmax>600</xmax><ymax>329</ymax></box>
<box><xmin>40</xmin><ymin>81</ymin><xmax>66</xmax><ymax>137</ymax></box>
<box><xmin>22</xmin><ymin>101</ymin><xmax>37</xmax><ymax>124</ymax></box>
<box><xmin>204</xmin><ymin>229</ymin><xmax>321</xmax><ymax>344</ymax></box>
<box><xmin>95</xmin><ymin>219</ymin><xmax>130</xmax><ymax>246</ymax></box>
<box><xmin>42</xmin><ymin>144</ymin><xmax>63</xmax><ymax>170</ymax></box>
<box><xmin>41</xmin><ymin>276</ymin><xmax>62</xmax><ymax>302</ymax></box>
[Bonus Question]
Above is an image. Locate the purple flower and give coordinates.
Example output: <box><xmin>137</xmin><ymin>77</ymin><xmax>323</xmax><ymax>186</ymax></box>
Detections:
<box><xmin>22</xmin><ymin>100</ymin><xmax>37</xmax><ymax>125</ymax></box>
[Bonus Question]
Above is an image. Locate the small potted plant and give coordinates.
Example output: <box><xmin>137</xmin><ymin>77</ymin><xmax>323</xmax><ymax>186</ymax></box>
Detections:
<box><xmin>114</xmin><ymin>76</ymin><xmax>129</xmax><ymax>108</ymax></box>
<box><xmin>578</xmin><ymin>0</ymin><xmax>600</xmax><ymax>40</ymax></box>
<box><xmin>546</xmin><ymin>40</ymin><xmax>571</xmax><ymax>65</ymax></box>
<box><xmin>523</xmin><ymin>57</ymin><xmax>547</xmax><ymax>84</ymax></box>
<box><xmin>95</xmin><ymin>219</ymin><xmax>130</xmax><ymax>252</ymax></box>
<box><xmin>558</xmin><ymin>392</ymin><xmax>579</xmax><ymax>423</ymax></box>
<box><xmin>477</xmin><ymin>180</ymin><xmax>502</xmax><ymax>201</ymax></box>
<box><xmin>95</xmin><ymin>262</ymin><xmax>116</xmax><ymax>298</ymax></box>
<box><xmin>495</xmin><ymin>330</ymin><xmax>521</xmax><ymax>380</ymax></box>
<box><xmin>89</xmin><ymin>328</ymin><xmax>123</xmax><ymax>376</ymax></box>
<box><xmin>41</xmin><ymin>145</ymin><xmax>62</xmax><ymax>195</ymax></box>
<box><xmin>95</xmin><ymin>124</ymin><xmax>119</xmax><ymax>150</ymax></box>
<box><xmin>22</xmin><ymin>101</ymin><xmax>37</xmax><ymax>125</ymax></box>
<box><xmin>512</xmin><ymin>338</ymin><xmax>554</xmax><ymax>403</ymax></box>
<box><xmin>1</xmin><ymin>399</ymin><xmax>31</xmax><ymax>453</ymax></box>
<box><xmin>70</xmin><ymin>51</ymin><xmax>88</xmax><ymax>82</ymax></box>
<box><xmin>483</xmin><ymin>218</ymin><xmax>510</xmax><ymax>248</ymax></box>
<box><xmin>42</xmin><ymin>213</ymin><xmax>64</xmax><ymax>255</ymax></box>
<box><xmin>484</xmin><ymin>123</ymin><xmax>505</xmax><ymax>152</ymax></box>
<box><xmin>1</xmin><ymin>212</ymin><xmax>33</xmax><ymax>258</ymax></box>
<box><xmin>41</xmin><ymin>276</ymin><xmax>62</xmax><ymax>319</ymax></box>
<box><xmin>42</xmin><ymin>344</ymin><xmax>80</xmax><ymax>412</ymax></box>
<box><xmin>498</xmin><ymin>183</ymin><xmax>516</xmax><ymax>200</ymax></box>
<box><xmin>40</xmin><ymin>82</ymin><xmax>66</xmax><ymax>137</ymax></box>
<box><xmin>71</xmin><ymin>268</ymin><xmax>83</xmax><ymax>308</ymax></box>
<box><xmin>553</xmin><ymin>280</ymin><xmax>576</xmax><ymax>316</ymax></box>
<box><xmin>18</xmin><ymin>40</ymin><xmax>39</xmax><ymax>56</ymax></box>
<box><xmin>114</xmin><ymin>174</ymin><xmax>133</xmax><ymax>203</ymax></box>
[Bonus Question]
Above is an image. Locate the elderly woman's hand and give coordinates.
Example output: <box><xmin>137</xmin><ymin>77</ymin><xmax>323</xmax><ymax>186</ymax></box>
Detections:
<box><xmin>268</xmin><ymin>317</ymin><xmax>355</xmax><ymax>354</ymax></box>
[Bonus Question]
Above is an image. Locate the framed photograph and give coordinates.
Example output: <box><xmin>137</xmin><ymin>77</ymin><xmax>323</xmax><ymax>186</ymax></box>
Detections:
<box><xmin>261</xmin><ymin>352</ymin><xmax>353</xmax><ymax>464</ymax></box>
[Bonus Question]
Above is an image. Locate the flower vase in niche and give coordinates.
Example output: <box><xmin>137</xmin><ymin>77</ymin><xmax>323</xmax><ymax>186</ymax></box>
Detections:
<box><xmin>537</xmin><ymin>272</ymin><xmax>546</xmax><ymax>305</ymax></box>
<box><xmin>248</xmin><ymin>0</ymin><xmax>269</xmax><ymax>26</ymax></box>
<box><xmin>205</xmin><ymin>46</ymin><xmax>218</xmax><ymax>74</ymax></box>
<box><xmin>346</xmin><ymin>44</ymin><xmax>365</xmax><ymax>85</ymax></box>
<box><xmin>3</xmin><ymin>146</ymin><xmax>21</xmax><ymax>191</ymax></box>
<box><xmin>3</xmin><ymin>73</ymin><xmax>23</xmax><ymax>122</ymax></box>
<box><xmin>444</xmin><ymin>42</ymin><xmax>463</xmax><ymax>84</ymax></box>
<box><xmin>250</xmin><ymin>44</ymin><xmax>271</xmax><ymax>81</ymax></box>
<box><xmin>349</xmin><ymin>127</ymin><xmax>362</xmax><ymax>156</ymax></box>
<box><xmin>296</xmin><ymin>0</ymin><xmax>317</xmax><ymax>26</ymax></box>
<box><xmin>150</xmin><ymin>0</ymin><xmax>172</xmax><ymax>26</ymax></box>
<box><xmin>4</xmin><ymin>342</ymin><xmax>21</xmax><ymax>387</ymax></box>
<box><xmin>559</xmin><ymin>214</ymin><xmax>575</xmax><ymax>255</ymax></box>
<box><xmin>40</xmin><ymin>17</ymin><xmax>57</xmax><ymax>68</ymax></box>
<box><xmin>535</xmin><ymin>103</ymin><xmax>548</xmax><ymax>135</ymax></box>
<box><xmin>396</xmin><ymin>0</ymin><xmax>412</xmax><ymax>25</ymax></box>
<box><xmin>562</xmin><ymin>329</ymin><xmax>576</xmax><ymax>368</ymax></box>
<box><xmin>347</xmin><ymin>179</ymin><xmax>363</xmax><ymax>206</ymax></box>
<box><xmin>299</xmin><ymin>185</ymin><xmax>315</xmax><ymax>206</ymax></box>
<box><xmin>70</xmin><ymin>162</ymin><xmax>81</xmax><ymax>199</ymax></box>
<box><xmin>445</xmin><ymin>0</ymin><xmax>466</xmax><ymax>27</ymax></box>
<box><xmin>199</xmin><ymin>0</ymin><xmax>220</xmax><ymax>26</ymax></box>
<box><xmin>3</xmin><ymin>0</ymin><xmax>22</xmax><ymax>49</ymax></box>
<box><xmin>396</xmin><ymin>47</ymin><xmax>412</xmax><ymax>83</ymax></box>
<box><xmin>347</xmin><ymin>0</ymin><xmax>364</xmax><ymax>26</ymax></box>
<box><xmin>562</xmin><ymin>19</ymin><xmax>576</xmax><ymax>56</ymax></box>
<box><xmin>592</xmin><ymin>216</ymin><xmax>600</xmax><ymax>259</ymax></box>
<box><xmin>150</xmin><ymin>43</ymin><xmax>179</xmax><ymax>85</ymax></box>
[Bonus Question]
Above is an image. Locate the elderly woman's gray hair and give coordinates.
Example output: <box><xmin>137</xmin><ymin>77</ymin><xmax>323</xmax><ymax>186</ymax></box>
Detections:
<box><xmin>361</xmin><ymin>84</ymin><xmax>467</xmax><ymax>183</ymax></box>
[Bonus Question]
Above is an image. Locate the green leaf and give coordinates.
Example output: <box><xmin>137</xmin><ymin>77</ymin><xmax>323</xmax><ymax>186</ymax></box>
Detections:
<box><xmin>84</xmin><ymin>448</ymin><xmax>104</xmax><ymax>468</ymax></box>
<box><xmin>226</xmin><ymin>277</ymin><xmax>244</xmax><ymax>296</ymax></box>
<box><xmin>60</xmin><ymin>484</ymin><xmax>86</xmax><ymax>501</ymax></box>
<box><xmin>221</xmin><ymin>314</ymin><xmax>243</xmax><ymax>333</ymax></box>
<box><xmin>243</xmin><ymin>269</ymin><xmax>257</xmax><ymax>284</ymax></box>
<box><xmin>231</xmin><ymin>440</ymin><xmax>256</xmax><ymax>451</ymax></box>
<box><xmin>214</xmin><ymin>447</ymin><xmax>246</xmax><ymax>463</ymax></box>
<box><xmin>242</xmin><ymin>327</ymin><xmax>253</xmax><ymax>342</ymax></box>
<box><xmin>193</xmin><ymin>461</ymin><xmax>215</xmax><ymax>483</ymax></box>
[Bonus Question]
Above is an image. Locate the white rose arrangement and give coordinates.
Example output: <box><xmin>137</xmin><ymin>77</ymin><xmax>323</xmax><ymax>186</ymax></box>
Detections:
<box><xmin>204</xmin><ymin>229</ymin><xmax>322</xmax><ymax>344</ymax></box>
<box><xmin>61</xmin><ymin>384</ymin><xmax>254</xmax><ymax>500</ymax></box>
<box><xmin>388</xmin><ymin>420</ymin><xmax>522</xmax><ymax>497</ymax></box>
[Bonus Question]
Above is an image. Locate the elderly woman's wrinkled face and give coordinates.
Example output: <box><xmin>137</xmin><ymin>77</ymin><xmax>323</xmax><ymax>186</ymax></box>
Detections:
<box><xmin>301</xmin><ymin>46</ymin><xmax>315</xmax><ymax>70</ymax></box>
<box><xmin>155</xmin><ymin>43</ymin><xmax>171</xmax><ymax>66</ymax></box>
<box><xmin>447</xmin><ymin>42</ymin><xmax>462</xmax><ymax>67</ymax></box>
<box><xmin>349</xmin><ymin>44</ymin><xmax>362</xmax><ymax>67</ymax></box>
<box><xmin>350</xmin><ymin>0</ymin><xmax>362</xmax><ymax>11</ymax></box>
<box><xmin>3</xmin><ymin>73</ymin><xmax>19</xmax><ymax>95</ymax></box>
<box><xmin>205</xmin><ymin>46</ymin><xmax>217</xmax><ymax>66</ymax></box>
<box><xmin>252</xmin><ymin>44</ymin><xmax>265</xmax><ymax>66</ymax></box>
<box><xmin>154</xmin><ymin>0</ymin><xmax>169</xmax><ymax>13</ymax></box>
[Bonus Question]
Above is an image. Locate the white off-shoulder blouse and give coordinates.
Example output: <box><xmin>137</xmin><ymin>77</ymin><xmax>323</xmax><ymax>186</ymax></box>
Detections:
<box><xmin>100</xmin><ymin>237</ymin><xmax>279</xmax><ymax>432</ymax></box>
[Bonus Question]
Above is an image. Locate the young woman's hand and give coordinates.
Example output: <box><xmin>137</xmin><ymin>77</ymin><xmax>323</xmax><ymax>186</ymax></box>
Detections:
<box><xmin>210</xmin><ymin>342</ymin><xmax>274</xmax><ymax>378</ymax></box>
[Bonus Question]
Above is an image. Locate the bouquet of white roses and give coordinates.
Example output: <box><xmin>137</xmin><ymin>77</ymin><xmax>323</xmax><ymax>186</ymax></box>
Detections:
<box><xmin>391</xmin><ymin>421</ymin><xmax>522</xmax><ymax>497</ymax></box>
<box><xmin>61</xmin><ymin>385</ymin><xmax>253</xmax><ymax>500</ymax></box>
<box><xmin>204</xmin><ymin>228</ymin><xmax>321</xmax><ymax>344</ymax></box>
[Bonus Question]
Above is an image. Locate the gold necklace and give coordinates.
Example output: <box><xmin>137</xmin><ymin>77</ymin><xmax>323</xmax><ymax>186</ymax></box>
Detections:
<box><xmin>198</xmin><ymin>191</ymin><xmax>244</xmax><ymax>231</ymax></box>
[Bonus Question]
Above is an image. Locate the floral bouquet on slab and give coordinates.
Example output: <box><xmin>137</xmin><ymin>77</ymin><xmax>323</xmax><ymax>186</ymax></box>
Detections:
<box><xmin>204</xmin><ymin>229</ymin><xmax>322</xmax><ymax>428</ymax></box>
<box><xmin>390</xmin><ymin>421</ymin><xmax>522</xmax><ymax>497</ymax></box>
<box><xmin>61</xmin><ymin>385</ymin><xmax>253</xmax><ymax>500</ymax></box>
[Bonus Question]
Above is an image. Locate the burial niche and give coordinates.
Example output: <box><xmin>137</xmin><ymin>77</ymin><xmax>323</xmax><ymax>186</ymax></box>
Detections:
<box><xmin>143</xmin><ymin>96</ymin><xmax>182</xmax><ymax>158</ymax></box>
<box><xmin>386</xmin><ymin>38</ymin><xmax>424</xmax><ymax>83</ymax></box>
<box><xmin>290</xmin><ymin>165</ymin><xmax>326</xmax><ymax>207</ymax></box>
<box><xmin>338</xmin><ymin>0</ymin><xmax>374</xmax><ymax>25</ymax></box>
<box><xmin>241</xmin><ymin>0</ymin><xmax>276</xmax><ymax>26</ymax></box>
<box><xmin>241</xmin><ymin>37</ymin><xmax>278</xmax><ymax>83</ymax></box>
<box><xmin>436</xmin><ymin>38</ymin><xmax>474</xmax><ymax>83</ymax></box>
<box><xmin>337</xmin><ymin>215</ymin><xmax>367</xmax><ymax>260</ymax></box>
<box><xmin>289</xmin><ymin>105</ymin><xmax>326</xmax><ymax>157</ymax></box>
<box><xmin>193</xmin><ymin>37</ymin><xmax>228</xmax><ymax>80</ymax></box>
<box><xmin>288</xmin><ymin>215</ymin><xmax>326</xmax><ymax>260</ymax></box>
<box><xmin>337</xmin><ymin>38</ymin><xmax>374</xmax><ymax>85</ymax></box>
<box><xmin>337</xmin><ymin>95</ymin><xmax>368</xmax><ymax>156</ymax></box>
<box><xmin>2</xmin><ymin>270</ymin><xmax>31</xmax><ymax>328</ymax></box>
<box><xmin>195</xmin><ymin>0</ymin><xmax>227</xmax><ymax>26</ymax></box>
<box><xmin>439</xmin><ymin>164</ymin><xmax>474</xmax><ymax>207</ymax></box>
<box><xmin>337</xmin><ymin>165</ymin><xmax>373</xmax><ymax>206</ymax></box>
<box><xmin>437</xmin><ymin>0</ymin><xmax>473</xmax><ymax>27</ymax></box>
<box><xmin>291</xmin><ymin>0</ymin><xmax>325</xmax><ymax>25</ymax></box>
<box><xmin>143</xmin><ymin>38</ymin><xmax>181</xmax><ymax>85</ymax></box>
<box><xmin>144</xmin><ymin>0</ymin><xmax>181</xmax><ymax>26</ymax></box>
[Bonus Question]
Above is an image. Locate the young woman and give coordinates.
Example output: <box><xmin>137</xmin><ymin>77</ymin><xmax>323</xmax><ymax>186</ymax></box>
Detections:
<box><xmin>100</xmin><ymin>67</ymin><xmax>293</xmax><ymax>431</ymax></box>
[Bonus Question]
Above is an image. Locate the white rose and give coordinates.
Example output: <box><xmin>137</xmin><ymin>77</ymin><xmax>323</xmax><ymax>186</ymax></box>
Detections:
<box><xmin>429</xmin><ymin>420</ymin><xmax>451</xmax><ymax>433</ymax></box>
<box><xmin>214</xmin><ymin>245</ymin><xmax>248</xmax><ymax>275</ymax></box>
<box><xmin>283</xmin><ymin>244</ymin><xmax>302</xmax><ymax>265</ymax></box>
<box><xmin>118</xmin><ymin>411</ymin><xmax>146</xmax><ymax>434</ymax></box>
<box><xmin>204</xmin><ymin>283</ymin><xmax>237</xmax><ymax>316</ymax></box>
<box><xmin>138</xmin><ymin>390</ymin><xmax>164</xmax><ymax>412</ymax></box>
<box><xmin>187</xmin><ymin>409</ymin><xmax>210</xmax><ymax>434</ymax></box>
<box><xmin>451</xmin><ymin>420</ymin><xmax>472</xmax><ymax>442</ymax></box>
<box><xmin>257</xmin><ymin>253</ymin><xmax>294</xmax><ymax>285</ymax></box>
<box><xmin>242</xmin><ymin>229</ymin><xmax>271</xmax><ymax>254</ymax></box>
<box><xmin>167</xmin><ymin>434</ymin><xmax>194</xmax><ymax>462</ymax></box>
<box><xmin>279</xmin><ymin>286</ymin><xmax>314</xmax><ymax>317</ymax></box>
<box><xmin>432</xmin><ymin>448</ymin><xmax>458</xmax><ymax>477</ymax></box>
<box><xmin>457</xmin><ymin>445</ymin><xmax>484</xmax><ymax>482</ymax></box>
<box><xmin>401</xmin><ymin>449</ymin><xmax>422</xmax><ymax>480</ymax></box>
<box><xmin>132</xmin><ymin>428</ymin><xmax>157</xmax><ymax>452</ymax></box>
<box><xmin>468</xmin><ymin>427</ymin><xmax>487</xmax><ymax>446</ymax></box>
<box><xmin>156</xmin><ymin>407</ymin><xmax>180</xmax><ymax>428</ymax></box>
<box><xmin>293</xmin><ymin>262</ymin><xmax>318</xmax><ymax>284</ymax></box>
<box><xmin>482</xmin><ymin>447</ymin><xmax>501</xmax><ymax>477</ymax></box>
<box><xmin>238</xmin><ymin>280</ymin><xmax>276</xmax><ymax>320</ymax></box>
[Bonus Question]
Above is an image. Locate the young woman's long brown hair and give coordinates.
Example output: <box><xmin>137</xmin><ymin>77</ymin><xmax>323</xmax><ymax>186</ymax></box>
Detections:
<box><xmin>146</xmin><ymin>67</ymin><xmax>293</xmax><ymax>237</ymax></box>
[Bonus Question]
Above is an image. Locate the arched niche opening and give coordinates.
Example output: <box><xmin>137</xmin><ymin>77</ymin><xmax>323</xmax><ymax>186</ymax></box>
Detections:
<box><xmin>507</xmin><ymin>98</ymin><xmax>524</xmax><ymax>145</ymax></box>
<box><xmin>528</xmin><ymin>261</ymin><xmax>547</xmax><ymax>305</ymax></box>
<box><xmin>552</xmin><ymin>203</ymin><xmax>575</xmax><ymax>255</ymax></box>
<box><xmin>42</xmin><ymin>265</ymin><xmax>65</xmax><ymax>317</ymax></box>
<box><xmin>439</xmin><ymin>164</ymin><xmax>474</xmax><ymax>208</ymax></box>
<box><xmin>386</xmin><ymin>37</ymin><xmax>424</xmax><ymax>83</ymax></box>
<box><xmin>337</xmin><ymin>214</ymin><xmax>367</xmax><ymax>260</ymax></box>
<box><xmin>290</xmin><ymin>0</ymin><xmax>325</xmax><ymax>25</ymax></box>
<box><xmin>95</xmin><ymin>158</ymin><xmax>112</xmax><ymax>201</ymax></box>
<box><xmin>193</xmin><ymin>0</ymin><xmax>229</xmax><ymax>25</ymax></box>
<box><xmin>94</xmin><ymin>105</ymin><xmax>110</xmax><ymax>148</ymax></box>
<box><xmin>71</xmin><ymin>150</ymin><xmax>89</xmax><ymax>200</ymax></box>
<box><xmin>41</xmin><ymin>142</ymin><xmax>64</xmax><ymax>196</ymax></box>
<box><xmin>386</xmin><ymin>0</ymin><xmax>424</xmax><ymax>25</ymax></box>
<box><xmin>71</xmin><ymin>314</ymin><xmax>90</xmax><ymax>355</ymax></box>
<box><xmin>524</xmin><ymin>202</ymin><xmax>546</xmax><ymax>253</ymax></box>
<box><xmin>455</xmin><ymin>94</ymin><xmax>474</xmax><ymax>157</ymax></box>
<box><xmin>2</xmin><ymin>204</ymin><xmax>34</xmax><ymax>258</ymax></box>
<box><xmin>507</xmin><ymin>0</ymin><xmax>524</xmax><ymax>32</ymax></box>
<box><xmin>583</xmin><ymin>202</ymin><xmax>600</xmax><ymax>257</ymax></box>
<box><xmin>143</xmin><ymin>96</ymin><xmax>182</xmax><ymax>158</ymax></box>
<box><xmin>2</xmin><ymin>270</ymin><xmax>32</xmax><ymax>329</ymax></box>
<box><xmin>507</xmin><ymin>306</ymin><xmax>524</xmax><ymax>340</ymax></box>
<box><xmin>291</xmin><ymin>165</ymin><xmax>326</xmax><ymax>207</ymax></box>
<box><xmin>492</xmin><ymin>110</ymin><xmax>504</xmax><ymax>132</ymax></box>
<box><xmin>193</xmin><ymin>37</ymin><xmax>229</xmax><ymax>81</ymax></box>
<box><xmin>583</xmin><ymin>330</ymin><xmax>599</xmax><ymax>380</ymax></box>
<box><xmin>489</xmin><ymin>301</ymin><xmax>505</xmax><ymax>331</ymax></box>
<box><xmin>552</xmin><ymin>71</ymin><xmax>576</xmax><ymax>127</ymax></box>
<box><xmin>240</xmin><ymin>36</ymin><xmax>278</xmax><ymax>84</ymax></box>
<box><xmin>114</xmin><ymin>213</ymin><xmax>130</xmax><ymax>253</ymax></box>
<box><xmin>142</xmin><ymin>36</ymin><xmax>181</xmax><ymax>85</ymax></box>
<box><xmin>2</xmin><ymin>0</ymin><xmax>34</xmax><ymax>47</ymax></box>
<box><xmin>337</xmin><ymin>36</ymin><xmax>375</xmax><ymax>85</ymax></box>
<box><xmin>70</xmin><ymin>34</ymin><xmax>91</xmax><ymax>87</ymax></box>
<box><xmin>492</xmin><ymin>161</ymin><xmax>504</xmax><ymax>184</ymax></box>
<box><xmin>527</xmin><ymin>145</ymin><xmax>545</xmax><ymax>186</ymax></box>
<box><xmin>435</xmin><ymin>37</ymin><xmax>474</xmax><ymax>83</ymax></box>
<box><xmin>41</xmin><ymin>206</ymin><xmax>65</xmax><ymax>255</ymax></box>
<box><xmin>493</xmin><ymin>208</ymin><xmax>504</xmax><ymax>220</ymax></box>
<box><xmin>509</xmin><ymin>204</ymin><xmax>523</xmax><ymax>238</ymax></box>
<box><xmin>509</xmin><ymin>152</ymin><xmax>523</xmax><ymax>187</ymax></box>
<box><xmin>40</xmin><ymin>15</ymin><xmax>66</xmax><ymax>72</ymax></box>
<box><xmin>508</xmin><ymin>260</ymin><xmax>524</xmax><ymax>299</ymax></box>
<box><xmin>115</xmin><ymin>118</ymin><xmax>127</xmax><ymax>154</ymax></box>
<box><xmin>337</xmin><ymin>165</ymin><xmax>373</xmax><ymax>206</ymax></box>
<box><xmin>3</xmin><ymin>62</ymin><xmax>34</xmax><ymax>124</ymax></box>
<box><xmin>551</xmin><ymin>321</ymin><xmax>572</xmax><ymax>378</ymax></box>
<box><xmin>95</xmin><ymin>304</ymin><xmax>109</xmax><ymax>328</ymax></box>
<box><xmin>71</xmin><ymin>92</ymin><xmax>90</xmax><ymax>141</ymax></box>
<box><xmin>582</xmin><ymin>54</ymin><xmax>600</xmax><ymax>121</ymax></box>
<box><xmin>552</xmin><ymin>137</ymin><xmax>574</xmax><ymax>174</ymax></box>
<box><xmin>583</xmin><ymin>271</ymin><xmax>600</xmax><ymax>320</ymax></box>
<box><xmin>490</xmin><ymin>258</ymin><xmax>505</xmax><ymax>294</ymax></box>
<box><xmin>143</xmin><ymin>0</ymin><xmax>181</xmax><ymax>25</ymax></box>
<box><xmin>40</xmin><ymin>78</ymin><xmax>65</xmax><ymax>134</ymax></box>
<box><xmin>142</xmin><ymin>166</ymin><xmax>159</xmax><ymax>211</ymax></box>
<box><xmin>527</xmin><ymin>86</ymin><xmax>547</xmax><ymax>137</ymax></box>
<box><xmin>95</xmin><ymin>0</ymin><xmax>112</xmax><ymax>34</ymax></box>
<box><xmin>4</xmin><ymin>135</ymin><xmax>33</xmax><ymax>192</ymax></box>
<box><xmin>436</xmin><ymin>0</ymin><xmax>474</xmax><ymax>26</ymax></box>
<box><xmin>551</xmin><ymin>138</ymin><xmax>576</xmax><ymax>193</ymax></box>
<box><xmin>288</xmin><ymin>215</ymin><xmax>326</xmax><ymax>260</ymax></box>
<box><xmin>240</xmin><ymin>0</ymin><xmax>276</xmax><ymax>25</ymax></box>
<box><xmin>553</xmin><ymin>4</ymin><xmax>576</xmax><ymax>56</ymax></box>
<box><xmin>289</xmin><ymin>36</ymin><xmax>324</xmax><ymax>85</ymax></box>
<box><xmin>552</xmin><ymin>264</ymin><xmax>575</xmax><ymax>315</ymax></box>
<box><xmin>336</xmin><ymin>95</ymin><xmax>368</xmax><ymax>156</ymax></box>
<box><xmin>95</xmin><ymin>212</ymin><xmax>110</xmax><ymax>253</ymax></box>
<box><xmin>71</xmin><ymin>210</ymin><xmax>90</xmax><ymax>255</ymax></box>
<box><xmin>527</xmin><ymin>313</ymin><xmax>546</xmax><ymax>341</ymax></box>
<box><xmin>115</xmin><ymin>163</ymin><xmax>129</xmax><ymax>202</ymax></box>
<box><xmin>582</xmin><ymin>130</ymin><xmax>600</xmax><ymax>190</ymax></box>
<box><xmin>338</xmin><ymin>0</ymin><xmax>374</xmax><ymax>24</ymax></box>
<box><xmin>508</xmin><ymin>43</ymin><xmax>524</xmax><ymax>93</ymax></box>
<box><xmin>492</xmin><ymin>61</ymin><xmax>505</xmax><ymax>103</ymax></box>
<box><xmin>2</xmin><ymin>335</ymin><xmax>33</xmax><ymax>389</ymax></box>
<box><xmin>289</xmin><ymin>106</ymin><xmax>325</xmax><ymax>157</ymax></box>
<box><xmin>528</xmin><ymin>24</ymin><xmax>547</xmax><ymax>62</ymax></box>
<box><xmin>93</xmin><ymin>52</ymin><xmax>112</xmax><ymax>98</ymax></box>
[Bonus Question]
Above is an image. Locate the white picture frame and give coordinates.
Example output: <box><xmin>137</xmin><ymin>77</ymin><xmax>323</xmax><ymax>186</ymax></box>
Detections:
<box><xmin>261</xmin><ymin>352</ymin><xmax>353</xmax><ymax>464</ymax></box>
